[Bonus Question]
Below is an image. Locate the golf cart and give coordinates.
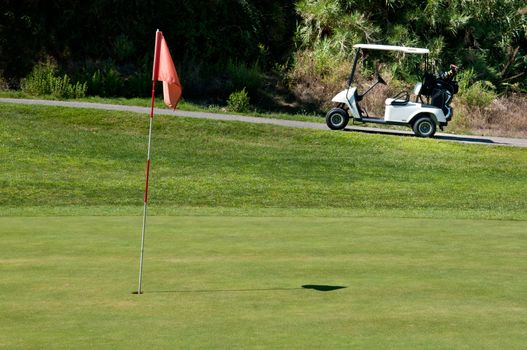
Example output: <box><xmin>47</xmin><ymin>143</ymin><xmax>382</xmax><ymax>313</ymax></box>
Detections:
<box><xmin>326</xmin><ymin>44</ymin><xmax>458</xmax><ymax>137</ymax></box>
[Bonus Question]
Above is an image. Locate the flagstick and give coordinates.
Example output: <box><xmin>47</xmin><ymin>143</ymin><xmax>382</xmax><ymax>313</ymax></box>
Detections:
<box><xmin>135</xmin><ymin>30</ymin><xmax>163</xmax><ymax>295</ymax></box>
<box><xmin>136</xmin><ymin>79</ymin><xmax>157</xmax><ymax>295</ymax></box>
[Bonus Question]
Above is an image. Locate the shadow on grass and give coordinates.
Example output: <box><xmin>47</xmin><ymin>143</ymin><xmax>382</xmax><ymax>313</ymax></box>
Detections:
<box><xmin>301</xmin><ymin>284</ymin><xmax>347</xmax><ymax>292</ymax></box>
<box><xmin>141</xmin><ymin>285</ymin><xmax>346</xmax><ymax>294</ymax></box>
<box><xmin>434</xmin><ymin>134</ymin><xmax>496</xmax><ymax>144</ymax></box>
<box><xmin>345</xmin><ymin>127</ymin><xmax>498</xmax><ymax>145</ymax></box>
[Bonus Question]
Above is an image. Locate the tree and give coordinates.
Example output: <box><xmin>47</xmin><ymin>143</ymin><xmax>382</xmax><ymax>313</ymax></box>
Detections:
<box><xmin>294</xmin><ymin>0</ymin><xmax>527</xmax><ymax>90</ymax></box>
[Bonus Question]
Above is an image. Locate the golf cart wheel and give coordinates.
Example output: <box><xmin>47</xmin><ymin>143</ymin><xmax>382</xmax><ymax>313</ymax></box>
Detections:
<box><xmin>412</xmin><ymin>116</ymin><xmax>436</xmax><ymax>137</ymax></box>
<box><xmin>326</xmin><ymin>108</ymin><xmax>349</xmax><ymax>130</ymax></box>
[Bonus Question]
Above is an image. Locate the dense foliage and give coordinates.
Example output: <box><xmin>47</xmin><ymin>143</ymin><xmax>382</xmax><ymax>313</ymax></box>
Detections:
<box><xmin>1</xmin><ymin>0</ymin><xmax>295</xmax><ymax>97</ymax></box>
<box><xmin>1</xmin><ymin>0</ymin><xmax>525</xmax><ymax>100</ymax></box>
<box><xmin>295</xmin><ymin>0</ymin><xmax>527</xmax><ymax>91</ymax></box>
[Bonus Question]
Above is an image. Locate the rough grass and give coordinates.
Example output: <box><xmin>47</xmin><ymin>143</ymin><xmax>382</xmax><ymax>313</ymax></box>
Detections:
<box><xmin>1</xmin><ymin>103</ymin><xmax>527</xmax><ymax>219</ymax></box>
<box><xmin>451</xmin><ymin>94</ymin><xmax>527</xmax><ymax>137</ymax></box>
<box><xmin>1</xmin><ymin>216</ymin><xmax>526</xmax><ymax>349</ymax></box>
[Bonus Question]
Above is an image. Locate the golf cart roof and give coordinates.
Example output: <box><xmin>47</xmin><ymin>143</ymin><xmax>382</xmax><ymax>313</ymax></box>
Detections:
<box><xmin>353</xmin><ymin>44</ymin><xmax>429</xmax><ymax>54</ymax></box>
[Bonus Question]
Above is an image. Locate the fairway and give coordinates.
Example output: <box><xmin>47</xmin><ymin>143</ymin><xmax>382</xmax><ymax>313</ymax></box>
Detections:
<box><xmin>1</xmin><ymin>216</ymin><xmax>526</xmax><ymax>349</ymax></box>
<box><xmin>1</xmin><ymin>103</ymin><xmax>527</xmax><ymax>349</ymax></box>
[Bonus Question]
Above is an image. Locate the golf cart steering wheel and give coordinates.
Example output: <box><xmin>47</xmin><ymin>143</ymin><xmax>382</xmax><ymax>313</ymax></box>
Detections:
<box><xmin>377</xmin><ymin>73</ymin><xmax>387</xmax><ymax>85</ymax></box>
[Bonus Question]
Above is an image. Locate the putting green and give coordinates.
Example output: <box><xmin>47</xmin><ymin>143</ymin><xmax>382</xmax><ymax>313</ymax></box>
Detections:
<box><xmin>1</xmin><ymin>216</ymin><xmax>525</xmax><ymax>349</ymax></box>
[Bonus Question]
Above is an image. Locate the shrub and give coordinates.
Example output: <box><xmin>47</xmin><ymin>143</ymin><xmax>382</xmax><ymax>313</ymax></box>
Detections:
<box><xmin>20</xmin><ymin>59</ymin><xmax>56</xmax><ymax>95</ymax></box>
<box><xmin>86</xmin><ymin>64</ymin><xmax>123</xmax><ymax>97</ymax></box>
<box><xmin>226</xmin><ymin>62</ymin><xmax>262</xmax><ymax>96</ymax></box>
<box><xmin>0</xmin><ymin>75</ymin><xmax>9</xmax><ymax>91</ymax></box>
<box><xmin>21</xmin><ymin>59</ymin><xmax>87</xmax><ymax>98</ymax></box>
<box><xmin>457</xmin><ymin>69</ymin><xmax>496</xmax><ymax>108</ymax></box>
<box><xmin>227</xmin><ymin>88</ymin><xmax>250</xmax><ymax>112</ymax></box>
<box><xmin>49</xmin><ymin>74</ymin><xmax>87</xmax><ymax>99</ymax></box>
<box><xmin>460</xmin><ymin>81</ymin><xmax>496</xmax><ymax>108</ymax></box>
<box><xmin>124</xmin><ymin>70</ymin><xmax>151</xmax><ymax>97</ymax></box>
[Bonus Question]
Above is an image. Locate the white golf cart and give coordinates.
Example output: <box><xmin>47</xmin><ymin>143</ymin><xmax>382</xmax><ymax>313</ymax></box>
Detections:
<box><xmin>326</xmin><ymin>44</ymin><xmax>458</xmax><ymax>137</ymax></box>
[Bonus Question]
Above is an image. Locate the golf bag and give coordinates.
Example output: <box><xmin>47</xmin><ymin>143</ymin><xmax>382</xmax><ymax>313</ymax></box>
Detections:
<box><xmin>421</xmin><ymin>65</ymin><xmax>459</xmax><ymax>120</ymax></box>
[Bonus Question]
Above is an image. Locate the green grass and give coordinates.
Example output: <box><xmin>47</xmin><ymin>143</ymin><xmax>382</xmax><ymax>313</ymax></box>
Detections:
<box><xmin>1</xmin><ymin>103</ymin><xmax>527</xmax><ymax>349</ymax></box>
<box><xmin>1</xmin><ymin>103</ymin><xmax>526</xmax><ymax>219</ymax></box>
<box><xmin>1</xmin><ymin>216</ymin><xmax>525</xmax><ymax>349</ymax></box>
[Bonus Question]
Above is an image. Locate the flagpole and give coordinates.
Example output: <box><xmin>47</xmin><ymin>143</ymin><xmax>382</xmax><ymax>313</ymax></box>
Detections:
<box><xmin>136</xmin><ymin>30</ymin><xmax>162</xmax><ymax>295</ymax></box>
<box><xmin>136</xmin><ymin>79</ymin><xmax>156</xmax><ymax>295</ymax></box>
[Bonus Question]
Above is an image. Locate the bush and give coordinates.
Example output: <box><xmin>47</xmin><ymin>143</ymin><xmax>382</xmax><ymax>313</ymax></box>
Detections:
<box><xmin>449</xmin><ymin>69</ymin><xmax>505</xmax><ymax>135</ymax></box>
<box><xmin>226</xmin><ymin>62</ymin><xmax>262</xmax><ymax>96</ymax></box>
<box><xmin>74</xmin><ymin>59</ymin><xmax>151</xmax><ymax>98</ymax></box>
<box><xmin>85</xmin><ymin>63</ymin><xmax>124</xmax><ymax>97</ymax></box>
<box><xmin>457</xmin><ymin>69</ymin><xmax>496</xmax><ymax>108</ymax></box>
<box><xmin>21</xmin><ymin>59</ymin><xmax>87</xmax><ymax>98</ymax></box>
<box><xmin>227</xmin><ymin>88</ymin><xmax>250</xmax><ymax>112</ymax></box>
<box><xmin>460</xmin><ymin>81</ymin><xmax>496</xmax><ymax>108</ymax></box>
<box><xmin>0</xmin><ymin>75</ymin><xmax>9</xmax><ymax>91</ymax></box>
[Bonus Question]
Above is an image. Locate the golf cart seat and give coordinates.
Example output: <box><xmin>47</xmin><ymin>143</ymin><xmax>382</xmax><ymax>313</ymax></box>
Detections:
<box><xmin>385</xmin><ymin>82</ymin><xmax>423</xmax><ymax>106</ymax></box>
<box><xmin>412</xmin><ymin>82</ymin><xmax>423</xmax><ymax>102</ymax></box>
<box><xmin>386</xmin><ymin>91</ymin><xmax>410</xmax><ymax>106</ymax></box>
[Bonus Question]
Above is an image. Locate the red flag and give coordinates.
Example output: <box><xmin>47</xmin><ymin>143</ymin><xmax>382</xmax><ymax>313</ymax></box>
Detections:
<box><xmin>152</xmin><ymin>31</ymin><xmax>182</xmax><ymax>109</ymax></box>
